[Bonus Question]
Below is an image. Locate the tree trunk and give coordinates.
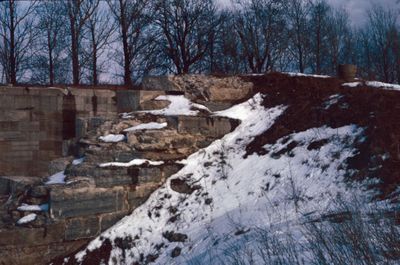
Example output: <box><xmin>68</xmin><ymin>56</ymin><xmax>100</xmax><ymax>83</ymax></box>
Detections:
<box><xmin>47</xmin><ymin>31</ymin><xmax>54</xmax><ymax>85</ymax></box>
<box><xmin>71</xmin><ymin>25</ymin><xmax>80</xmax><ymax>85</ymax></box>
<box><xmin>119</xmin><ymin>2</ymin><xmax>132</xmax><ymax>86</ymax></box>
<box><xmin>92</xmin><ymin>47</ymin><xmax>98</xmax><ymax>85</ymax></box>
<box><xmin>9</xmin><ymin>0</ymin><xmax>16</xmax><ymax>85</ymax></box>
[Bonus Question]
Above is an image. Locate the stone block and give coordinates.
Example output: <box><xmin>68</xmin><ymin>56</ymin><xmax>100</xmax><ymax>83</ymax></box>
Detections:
<box><xmin>141</xmin><ymin>76</ymin><xmax>181</xmax><ymax>91</ymax></box>
<box><xmin>128</xmin><ymin>166</ymin><xmax>163</xmax><ymax>185</ymax></box>
<box><xmin>50</xmin><ymin>187</ymin><xmax>126</xmax><ymax>219</ymax></box>
<box><xmin>139</xmin><ymin>99</ymin><xmax>170</xmax><ymax>111</ymax></box>
<box><xmin>0</xmin><ymin>177</ymin><xmax>10</xmax><ymax>195</ymax></box>
<box><xmin>139</xmin><ymin>90</ymin><xmax>166</xmax><ymax>104</ymax></box>
<box><xmin>116</xmin><ymin>90</ymin><xmax>140</xmax><ymax>113</ymax></box>
<box><xmin>0</xmin><ymin>222</ymin><xmax>65</xmax><ymax>247</ymax></box>
<box><xmin>0</xmin><ymin>238</ymin><xmax>88</xmax><ymax>265</ymax></box>
<box><xmin>48</xmin><ymin>156</ymin><xmax>74</xmax><ymax>175</ymax></box>
<box><xmin>177</xmin><ymin>116</ymin><xmax>238</xmax><ymax>138</ymax></box>
<box><xmin>65</xmin><ymin>216</ymin><xmax>100</xmax><ymax>240</ymax></box>
<box><xmin>100</xmin><ymin>211</ymin><xmax>130</xmax><ymax>232</ymax></box>
<box><xmin>127</xmin><ymin>184</ymin><xmax>159</xmax><ymax>209</ymax></box>
<box><xmin>94</xmin><ymin>172</ymin><xmax>133</xmax><ymax>188</ymax></box>
<box><xmin>162</xmin><ymin>163</ymin><xmax>184</xmax><ymax>178</ymax></box>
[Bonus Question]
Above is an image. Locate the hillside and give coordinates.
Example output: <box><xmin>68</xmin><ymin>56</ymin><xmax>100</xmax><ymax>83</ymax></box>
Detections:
<box><xmin>57</xmin><ymin>73</ymin><xmax>400</xmax><ymax>265</ymax></box>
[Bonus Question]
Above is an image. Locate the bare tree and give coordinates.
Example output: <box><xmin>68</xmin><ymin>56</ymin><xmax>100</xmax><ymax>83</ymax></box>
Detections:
<box><xmin>154</xmin><ymin>0</ymin><xmax>220</xmax><ymax>74</ymax></box>
<box><xmin>84</xmin><ymin>5</ymin><xmax>116</xmax><ymax>85</ymax></box>
<box><xmin>208</xmin><ymin>10</ymin><xmax>244</xmax><ymax>74</ymax></box>
<box><xmin>326</xmin><ymin>8</ymin><xmax>351</xmax><ymax>75</ymax></box>
<box><xmin>33</xmin><ymin>1</ymin><xmax>69</xmax><ymax>85</ymax></box>
<box><xmin>65</xmin><ymin>0</ymin><xmax>100</xmax><ymax>85</ymax></box>
<box><xmin>286</xmin><ymin>0</ymin><xmax>311</xmax><ymax>73</ymax></box>
<box><xmin>234</xmin><ymin>0</ymin><xmax>288</xmax><ymax>74</ymax></box>
<box><xmin>107</xmin><ymin>0</ymin><xmax>153</xmax><ymax>86</ymax></box>
<box><xmin>0</xmin><ymin>0</ymin><xmax>37</xmax><ymax>85</ymax></box>
<box><xmin>309</xmin><ymin>0</ymin><xmax>331</xmax><ymax>74</ymax></box>
<box><xmin>367</xmin><ymin>5</ymin><xmax>398</xmax><ymax>83</ymax></box>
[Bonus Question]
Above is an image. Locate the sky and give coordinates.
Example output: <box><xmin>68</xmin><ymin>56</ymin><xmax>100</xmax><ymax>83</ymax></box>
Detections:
<box><xmin>219</xmin><ymin>0</ymin><xmax>399</xmax><ymax>26</ymax></box>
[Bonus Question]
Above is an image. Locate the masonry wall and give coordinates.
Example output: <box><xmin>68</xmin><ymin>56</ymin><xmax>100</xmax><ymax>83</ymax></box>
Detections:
<box><xmin>0</xmin><ymin>86</ymin><xmax>141</xmax><ymax>177</ymax></box>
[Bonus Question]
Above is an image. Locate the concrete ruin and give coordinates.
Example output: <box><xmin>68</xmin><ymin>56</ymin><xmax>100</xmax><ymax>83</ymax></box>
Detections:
<box><xmin>0</xmin><ymin>75</ymin><xmax>252</xmax><ymax>264</ymax></box>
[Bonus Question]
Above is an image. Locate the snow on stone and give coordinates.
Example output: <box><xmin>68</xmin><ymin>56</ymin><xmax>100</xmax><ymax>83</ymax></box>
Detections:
<box><xmin>366</xmin><ymin>81</ymin><xmax>400</xmax><ymax>91</ymax></box>
<box><xmin>72</xmin><ymin>157</ymin><xmax>85</xmax><ymax>165</ymax></box>
<box><xmin>99</xmin><ymin>159</ymin><xmax>164</xmax><ymax>168</ymax></box>
<box><xmin>141</xmin><ymin>95</ymin><xmax>210</xmax><ymax>116</ymax></box>
<box><xmin>74</xmin><ymin>93</ymin><xmax>379</xmax><ymax>264</ymax></box>
<box><xmin>17</xmin><ymin>203</ymin><xmax>49</xmax><ymax>212</ymax></box>
<box><xmin>285</xmin><ymin>72</ymin><xmax>331</xmax><ymax>78</ymax></box>
<box><xmin>323</xmin><ymin>94</ymin><xmax>344</xmax><ymax>109</ymax></box>
<box><xmin>99</xmin><ymin>134</ymin><xmax>126</xmax><ymax>143</ymax></box>
<box><xmin>45</xmin><ymin>171</ymin><xmax>66</xmax><ymax>185</ymax></box>
<box><xmin>17</xmin><ymin>213</ymin><xmax>37</xmax><ymax>225</ymax></box>
<box><xmin>124</xmin><ymin>122</ymin><xmax>167</xmax><ymax>132</ymax></box>
<box><xmin>343</xmin><ymin>81</ymin><xmax>400</xmax><ymax>91</ymax></box>
<box><xmin>342</xmin><ymin>81</ymin><xmax>361</xmax><ymax>87</ymax></box>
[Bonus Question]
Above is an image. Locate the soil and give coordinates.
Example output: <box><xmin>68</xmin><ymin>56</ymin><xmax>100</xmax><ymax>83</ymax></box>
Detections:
<box><xmin>242</xmin><ymin>72</ymin><xmax>400</xmax><ymax>198</ymax></box>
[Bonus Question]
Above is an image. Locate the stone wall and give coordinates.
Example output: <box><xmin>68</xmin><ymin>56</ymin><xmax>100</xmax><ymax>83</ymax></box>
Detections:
<box><xmin>0</xmin><ymin>86</ymin><xmax>147</xmax><ymax>177</ymax></box>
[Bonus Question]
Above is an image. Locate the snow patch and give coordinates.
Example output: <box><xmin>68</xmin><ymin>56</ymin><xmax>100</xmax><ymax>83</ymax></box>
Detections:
<box><xmin>17</xmin><ymin>203</ymin><xmax>49</xmax><ymax>212</ymax></box>
<box><xmin>323</xmin><ymin>94</ymin><xmax>344</xmax><ymax>109</ymax></box>
<box><xmin>140</xmin><ymin>95</ymin><xmax>210</xmax><ymax>116</ymax></box>
<box><xmin>72</xmin><ymin>157</ymin><xmax>85</xmax><ymax>165</ymax></box>
<box><xmin>124</xmin><ymin>122</ymin><xmax>167</xmax><ymax>132</ymax></box>
<box><xmin>99</xmin><ymin>134</ymin><xmax>126</xmax><ymax>143</ymax></box>
<box><xmin>343</xmin><ymin>81</ymin><xmax>400</xmax><ymax>91</ymax></box>
<box><xmin>342</xmin><ymin>82</ymin><xmax>361</xmax><ymax>87</ymax></box>
<box><xmin>99</xmin><ymin>159</ymin><xmax>164</xmax><ymax>168</ymax></box>
<box><xmin>17</xmin><ymin>213</ymin><xmax>37</xmax><ymax>225</ymax></box>
<box><xmin>285</xmin><ymin>72</ymin><xmax>331</xmax><ymax>78</ymax></box>
<box><xmin>45</xmin><ymin>171</ymin><xmax>66</xmax><ymax>185</ymax></box>
<box><xmin>366</xmin><ymin>81</ymin><xmax>400</xmax><ymax>91</ymax></box>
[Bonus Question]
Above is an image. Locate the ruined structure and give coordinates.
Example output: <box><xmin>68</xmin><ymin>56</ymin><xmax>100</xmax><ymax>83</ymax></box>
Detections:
<box><xmin>0</xmin><ymin>76</ymin><xmax>252</xmax><ymax>264</ymax></box>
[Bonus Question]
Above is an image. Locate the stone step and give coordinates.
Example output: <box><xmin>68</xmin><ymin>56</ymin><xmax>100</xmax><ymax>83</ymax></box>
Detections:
<box><xmin>49</xmin><ymin>182</ymin><xmax>161</xmax><ymax>220</ymax></box>
<box><xmin>50</xmin><ymin>186</ymin><xmax>125</xmax><ymax>219</ymax></box>
<box><xmin>66</xmin><ymin>162</ymin><xmax>182</xmax><ymax>188</ymax></box>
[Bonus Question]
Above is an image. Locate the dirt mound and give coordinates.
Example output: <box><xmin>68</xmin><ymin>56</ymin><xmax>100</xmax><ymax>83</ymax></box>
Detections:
<box><xmin>242</xmin><ymin>72</ymin><xmax>400</xmax><ymax>198</ymax></box>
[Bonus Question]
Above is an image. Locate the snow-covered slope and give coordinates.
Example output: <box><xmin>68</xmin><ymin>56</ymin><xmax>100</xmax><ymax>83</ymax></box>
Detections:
<box><xmin>65</xmin><ymin>93</ymin><xmax>391</xmax><ymax>265</ymax></box>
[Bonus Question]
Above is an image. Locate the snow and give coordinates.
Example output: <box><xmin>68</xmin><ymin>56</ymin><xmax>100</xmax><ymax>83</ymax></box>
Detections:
<box><xmin>17</xmin><ymin>213</ymin><xmax>37</xmax><ymax>225</ymax></box>
<box><xmin>45</xmin><ymin>157</ymin><xmax>84</xmax><ymax>185</ymax></box>
<box><xmin>124</xmin><ymin>122</ymin><xmax>167</xmax><ymax>132</ymax></box>
<box><xmin>366</xmin><ymin>81</ymin><xmax>400</xmax><ymax>91</ymax></box>
<box><xmin>99</xmin><ymin>159</ymin><xmax>164</xmax><ymax>168</ymax></box>
<box><xmin>140</xmin><ymin>95</ymin><xmax>210</xmax><ymax>116</ymax></box>
<box><xmin>73</xmin><ymin>93</ymin><xmax>382</xmax><ymax>264</ymax></box>
<box><xmin>323</xmin><ymin>94</ymin><xmax>344</xmax><ymax>109</ymax></box>
<box><xmin>343</xmin><ymin>81</ymin><xmax>400</xmax><ymax>91</ymax></box>
<box><xmin>17</xmin><ymin>203</ymin><xmax>49</xmax><ymax>212</ymax></box>
<box><xmin>45</xmin><ymin>171</ymin><xmax>66</xmax><ymax>185</ymax></box>
<box><xmin>285</xmin><ymin>72</ymin><xmax>331</xmax><ymax>78</ymax></box>
<box><xmin>342</xmin><ymin>82</ymin><xmax>361</xmax><ymax>87</ymax></box>
<box><xmin>72</xmin><ymin>157</ymin><xmax>85</xmax><ymax>165</ymax></box>
<box><xmin>99</xmin><ymin>134</ymin><xmax>126</xmax><ymax>143</ymax></box>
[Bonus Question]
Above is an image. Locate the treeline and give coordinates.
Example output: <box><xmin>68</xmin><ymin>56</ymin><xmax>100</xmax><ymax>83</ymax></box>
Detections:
<box><xmin>0</xmin><ymin>0</ymin><xmax>399</xmax><ymax>86</ymax></box>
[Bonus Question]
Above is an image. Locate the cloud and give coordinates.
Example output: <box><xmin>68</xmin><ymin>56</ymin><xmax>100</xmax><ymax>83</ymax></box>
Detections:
<box><xmin>217</xmin><ymin>0</ymin><xmax>399</xmax><ymax>26</ymax></box>
<box><xmin>326</xmin><ymin>0</ymin><xmax>398</xmax><ymax>25</ymax></box>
